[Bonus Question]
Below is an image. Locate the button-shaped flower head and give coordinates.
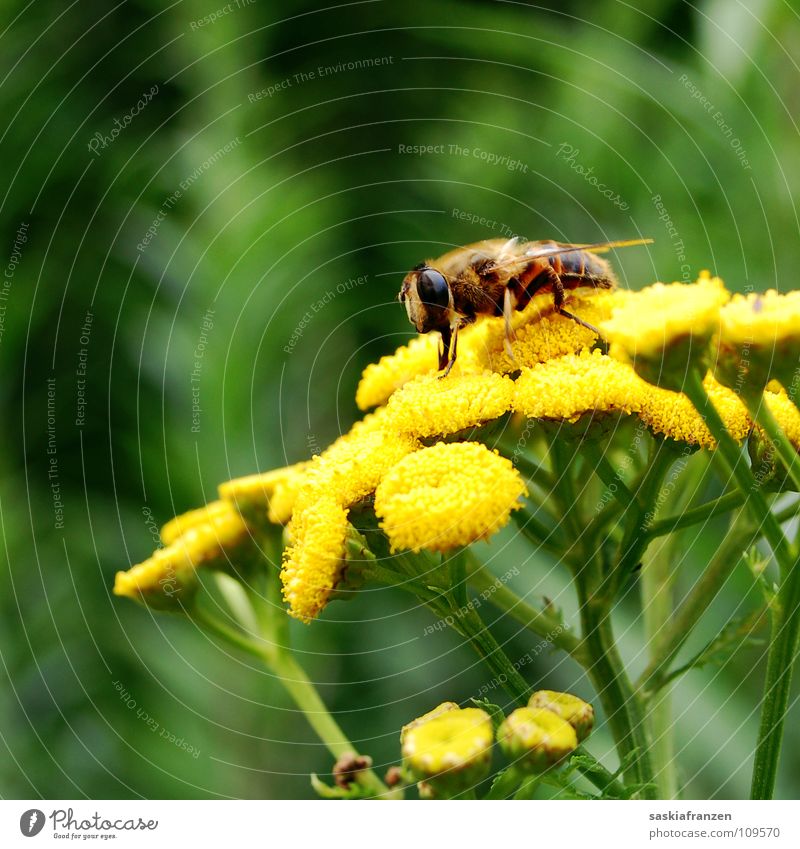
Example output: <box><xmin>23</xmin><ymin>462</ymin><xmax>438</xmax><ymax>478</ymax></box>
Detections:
<box><xmin>714</xmin><ymin>290</ymin><xmax>800</xmax><ymax>395</ymax></box>
<box><xmin>601</xmin><ymin>273</ymin><xmax>729</xmax><ymax>391</ymax></box>
<box><xmin>401</xmin><ymin>706</ymin><xmax>493</xmax><ymax>797</ymax></box>
<box><xmin>374</xmin><ymin>441</ymin><xmax>527</xmax><ymax>553</ymax></box>
<box><xmin>497</xmin><ymin>706</ymin><xmax>578</xmax><ymax>773</ymax></box>
<box><xmin>527</xmin><ymin>690</ymin><xmax>594</xmax><ymax>742</ymax></box>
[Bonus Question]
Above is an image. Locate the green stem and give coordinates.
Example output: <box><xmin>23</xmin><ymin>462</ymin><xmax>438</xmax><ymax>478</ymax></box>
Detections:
<box><xmin>609</xmin><ymin>443</ymin><xmax>677</xmax><ymax>599</ymax></box>
<box><xmin>637</xmin><ymin>508</ymin><xmax>752</xmax><ymax>695</ymax></box>
<box><xmin>465</xmin><ymin>554</ymin><xmax>585</xmax><ymax>661</ymax></box>
<box><xmin>744</xmin><ymin>391</ymin><xmax>800</xmax><ymax>493</ymax></box>
<box><xmin>750</xmin><ymin>549</ymin><xmax>800</xmax><ymax>799</ymax></box>
<box><xmin>682</xmin><ymin>373</ymin><xmax>800</xmax><ymax>799</ymax></box>
<box><xmin>455</xmin><ymin>606</ymin><xmax>530</xmax><ymax>705</ymax></box>
<box><xmin>191</xmin><ymin>605</ymin><xmax>388</xmax><ymax>796</ymax></box>
<box><xmin>682</xmin><ymin>371</ymin><xmax>790</xmax><ymax>565</ymax></box>
<box><xmin>576</xmin><ymin>572</ymin><xmax>656</xmax><ymax>798</ymax></box>
<box><xmin>645</xmin><ymin>491</ymin><xmax>744</xmax><ymax>539</ymax></box>
<box><xmin>583</xmin><ymin>441</ymin><xmax>635</xmax><ymax>508</ymax></box>
<box><xmin>640</xmin><ymin>540</ymin><xmax>678</xmax><ymax>799</ymax></box>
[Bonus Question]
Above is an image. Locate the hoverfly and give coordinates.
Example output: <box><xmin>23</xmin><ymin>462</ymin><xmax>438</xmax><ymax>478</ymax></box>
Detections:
<box><xmin>398</xmin><ymin>237</ymin><xmax>653</xmax><ymax>376</ymax></box>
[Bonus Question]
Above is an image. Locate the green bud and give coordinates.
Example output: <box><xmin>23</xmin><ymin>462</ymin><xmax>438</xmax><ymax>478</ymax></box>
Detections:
<box><xmin>527</xmin><ymin>690</ymin><xmax>595</xmax><ymax>742</ymax></box>
<box><xmin>401</xmin><ymin>707</ymin><xmax>492</xmax><ymax>797</ymax></box>
<box><xmin>497</xmin><ymin>707</ymin><xmax>578</xmax><ymax>773</ymax></box>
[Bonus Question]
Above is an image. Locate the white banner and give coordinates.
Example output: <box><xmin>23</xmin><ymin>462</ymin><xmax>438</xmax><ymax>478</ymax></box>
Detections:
<box><xmin>0</xmin><ymin>800</ymin><xmax>796</xmax><ymax>848</ymax></box>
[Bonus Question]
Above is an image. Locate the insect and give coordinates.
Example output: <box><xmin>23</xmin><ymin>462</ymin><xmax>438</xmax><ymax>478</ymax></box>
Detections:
<box><xmin>398</xmin><ymin>237</ymin><xmax>653</xmax><ymax>376</ymax></box>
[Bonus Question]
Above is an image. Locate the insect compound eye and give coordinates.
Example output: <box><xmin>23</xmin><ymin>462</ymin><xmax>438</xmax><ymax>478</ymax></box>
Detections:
<box><xmin>416</xmin><ymin>268</ymin><xmax>450</xmax><ymax>310</ymax></box>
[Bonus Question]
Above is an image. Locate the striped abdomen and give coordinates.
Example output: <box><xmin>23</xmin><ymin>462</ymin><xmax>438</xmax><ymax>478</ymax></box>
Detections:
<box><xmin>512</xmin><ymin>244</ymin><xmax>617</xmax><ymax>311</ymax></box>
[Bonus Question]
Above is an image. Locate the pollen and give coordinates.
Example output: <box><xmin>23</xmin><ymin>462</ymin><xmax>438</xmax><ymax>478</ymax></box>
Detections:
<box><xmin>715</xmin><ymin>290</ymin><xmax>800</xmax><ymax>391</ymax></box>
<box><xmin>356</xmin><ymin>333</ymin><xmax>483</xmax><ymax>410</ymax></box>
<box><xmin>764</xmin><ymin>388</ymin><xmax>800</xmax><ymax>449</ymax></box>
<box><xmin>218</xmin><ymin>462</ymin><xmax>309</xmax><ymax>523</ymax></box>
<box><xmin>601</xmin><ymin>273</ymin><xmax>729</xmax><ymax>359</ymax></box>
<box><xmin>638</xmin><ymin>373</ymin><xmax>751</xmax><ymax>448</ymax></box>
<box><xmin>160</xmin><ymin>500</ymin><xmax>237</xmax><ymax>545</ymax></box>
<box><xmin>374</xmin><ymin>441</ymin><xmax>527</xmax><ymax>553</ymax></box>
<box><xmin>279</xmin><ymin>418</ymin><xmax>419</xmax><ymax>621</ymax></box>
<box><xmin>478</xmin><ymin>289</ymin><xmax>630</xmax><ymax>373</ymax></box>
<box><xmin>281</xmin><ymin>497</ymin><xmax>350</xmax><ymax>624</ymax></box>
<box><xmin>383</xmin><ymin>371</ymin><xmax>515</xmax><ymax>438</ymax></box>
<box><xmin>114</xmin><ymin>505</ymin><xmax>250</xmax><ymax>609</ymax></box>
<box><xmin>513</xmin><ymin>349</ymin><xmax>644</xmax><ymax>421</ymax></box>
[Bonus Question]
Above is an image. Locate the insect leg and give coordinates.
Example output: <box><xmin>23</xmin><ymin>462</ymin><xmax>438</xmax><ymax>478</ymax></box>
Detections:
<box><xmin>552</xmin><ymin>272</ymin><xmax>603</xmax><ymax>335</ymax></box>
<box><xmin>439</xmin><ymin>323</ymin><xmax>459</xmax><ymax>378</ymax></box>
<box><xmin>503</xmin><ymin>286</ymin><xmax>518</xmax><ymax>361</ymax></box>
<box><xmin>438</xmin><ymin>325</ymin><xmax>452</xmax><ymax>372</ymax></box>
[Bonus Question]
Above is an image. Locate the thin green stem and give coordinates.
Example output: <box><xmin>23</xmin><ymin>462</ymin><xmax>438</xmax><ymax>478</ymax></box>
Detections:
<box><xmin>743</xmin><ymin>393</ymin><xmax>800</xmax><ymax>799</ymax></box>
<box><xmin>455</xmin><ymin>606</ymin><xmax>530</xmax><ymax>705</ymax></box>
<box><xmin>744</xmin><ymin>391</ymin><xmax>800</xmax><ymax>494</ymax></box>
<box><xmin>682</xmin><ymin>371</ymin><xmax>790</xmax><ymax>565</ymax></box>
<box><xmin>583</xmin><ymin>441</ymin><xmax>635</xmax><ymax>508</ymax></box>
<box><xmin>191</xmin><ymin>604</ymin><xmax>388</xmax><ymax>797</ymax></box>
<box><xmin>750</xmin><ymin>549</ymin><xmax>800</xmax><ymax>798</ymax></box>
<box><xmin>640</xmin><ymin>540</ymin><xmax>678</xmax><ymax>799</ymax></box>
<box><xmin>465</xmin><ymin>554</ymin><xmax>585</xmax><ymax>661</ymax></box>
<box><xmin>637</xmin><ymin>508</ymin><xmax>752</xmax><ymax>695</ymax></box>
<box><xmin>576</xmin><ymin>571</ymin><xmax>656</xmax><ymax>798</ymax></box>
<box><xmin>608</xmin><ymin>443</ymin><xmax>677</xmax><ymax>599</ymax></box>
<box><xmin>645</xmin><ymin>490</ymin><xmax>744</xmax><ymax>539</ymax></box>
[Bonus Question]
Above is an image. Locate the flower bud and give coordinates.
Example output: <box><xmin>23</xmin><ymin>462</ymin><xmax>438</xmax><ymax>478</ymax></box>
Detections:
<box><xmin>497</xmin><ymin>707</ymin><xmax>578</xmax><ymax>772</ymax></box>
<box><xmin>527</xmin><ymin>690</ymin><xmax>594</xmax><ymax>742</ymax></box>
<box><xmin>401</xmin><ymin>706</ymin><xmax>492</xmax><ymax>797</ymax></box>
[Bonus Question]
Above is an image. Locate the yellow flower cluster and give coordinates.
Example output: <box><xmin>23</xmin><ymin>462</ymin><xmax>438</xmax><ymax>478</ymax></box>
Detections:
<box><xmin>114</xmin><ymin>500</ymin><xmax>250</xmax><ymax>609</ymax></box>
<box><xmin>402</xmin><ymin>690</ymin><xmax>592</xmax><ymax>794</ymax></box>
<box><xmin>218</xmin><ymin>462</ymin><xmax>309</xmax><ymax>524</ymax></box>
<box><xmin>384</xmin><ymin>372</ymin><xmax>515</xmax><ymax>438</ymax></box>
<box><xmin>116</xmin><ymin>272</ymin><xmax>800</xmax><ymax>625</ymax></box>
<box><xmin>512</xmin><ymin>349</ymin><xmax>750</xmax><ymax>448</ymax></box>
<box><xmin>282</xmin><ymin>422</ymin><xmax>419</xmax><ymax>622</ymax></box>
<box><xmin>356</xmin><ymin>290</ymin><xmax>623</xmax><ymax>409</ymax></box>
<box><xmin>374</xmin><ymin>442</ymin><xmax>527</xmax><ymax>553</ymax></box>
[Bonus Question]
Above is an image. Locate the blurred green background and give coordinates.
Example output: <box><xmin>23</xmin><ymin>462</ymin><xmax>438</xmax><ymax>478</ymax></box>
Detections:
<box><xmin>1</xmin><ymin>0</ymin><xmax>799</xmax><ymax>799</ymax></box>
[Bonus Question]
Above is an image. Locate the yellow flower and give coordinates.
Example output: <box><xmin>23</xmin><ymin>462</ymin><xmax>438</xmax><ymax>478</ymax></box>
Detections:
<box><xmin>602</xmin><ymin>273</ymin><xmax>729</xmax><ymax>390</ymax></box>
<box><xmin>279</xmin><ymin>414</ymin><xmax>419</xmax><ymax>621</ymax></box>
<box><xmin>218</xmin><ymin>462</ymin><xmax>309</xmax><ymax>524</ymax></box>
<box><xmin>355</xmin><ymin>290</ymin><xmax>627</xmax><ymax>408</ymax></box>
<box><xmin>747</xmin><ymin>389</ymin><xmax>800</xmax><ymax>492</ymax></box>
<box><xmin>527</xmin><ymin>690</ymin><xmax>594</xmax><ymax>742</ymax></box>
<box><xmin>513</xmin><ymin>349</ymin><xmax>644</xmax><ymax>421</ymax></box>
<box><xmin>765</xmin><ymin>388</ymin><xmax>800</xmax><ymax>448</ymax></box>
<box><xmin>639</xmin><ymin>374</ymin><xmax>751</xmax><ymax>448</ymax></box>
<box><xmin>400</xmin><ymin>702</ymin><xmax>460</xmax><ymax>745</ymax></box>
<box><xmin>160</xmin><ymin>500</ymin><xmax>235</xmax><ymax>545</ymax></box>
<box><xmin>295</xmin><ymin>425</ymin><xmax>419</xmax><ymax>511</ymax></box>
<box><xmin>477</xmin><ymin>289</ymin><xmax>630</xmax><ymax>374</ymax></box>
<box><xmin>356</xmin><ymin>335</ymin><xmax>446</xmax><ymax>410</ymax></box>
<box><xmin>374</xmin><ymin>442</ymin><xmax>526</xmax><ymax>553</ymax></box>
<box><xmin>115</xmin><ymin>506</ymin><xmax>250</xmax><ymax>610</ymax></box>
<box><xmin>281</xmin><ymin>497</ymin><xmax>349</xmax><ymax>623</ymax></box>
<box><xmin>384</xmin><ymin>371</ymin><xmax>515</xmax><ymax>438</ymax></box>
<box><xmin>401</xmin><ymin>706</ymin><xmax>493</xmax><ymax>796</ymax></box>
<box><xmin>497</xmin><ymin>706</ymin><xmax>578</xmax><ymax>773</ymax></box>
<box><xmin>714</xmin><ymin>290</ymin><xmax>800</xmax><ymax>392</ymax></box>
